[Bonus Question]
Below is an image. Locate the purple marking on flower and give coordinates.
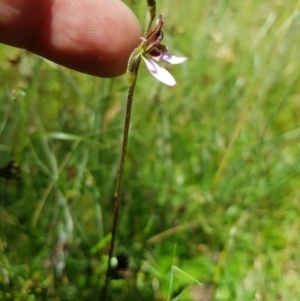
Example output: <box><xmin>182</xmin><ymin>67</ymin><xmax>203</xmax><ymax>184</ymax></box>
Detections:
<box><xmin>161</xmin><ymin>53</ymin><xmax>187</xmax><ymax>64</ymax></box>
<box><xmin>142</xmin><ymin>56</ymin><xmax>176</xmax><ymax>86</ymax></box>
<box><xmin>141</xmin><ymin>15</ymin><xmax>187</xmax><ymax>86</ymax></box>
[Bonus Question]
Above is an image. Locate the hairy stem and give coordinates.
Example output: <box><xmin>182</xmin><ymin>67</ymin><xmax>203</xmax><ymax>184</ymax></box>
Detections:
<box><xmin>145</xmin><ymin>0</ymin><xmax>156</xmax><ymax>34</ymax></box>
<box><xmin>101</xmin><ymin>82</ymin><xmax>137</xmax><ymax>300</ymax></box>
<box><xmin>101</xmin><ymin>0</ymin><xmax>155</xmax><ymax>298</ymax></box>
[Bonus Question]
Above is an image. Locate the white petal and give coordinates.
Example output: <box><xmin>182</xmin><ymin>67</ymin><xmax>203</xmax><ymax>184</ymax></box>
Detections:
<box><xmin>160</xmin><ymin>53</ymin><xmax>188</xmax><ymax>64</ymax></box>
<box><xmin>142</xmin><ymin>56</ymin><xmax>176</xmax><ymax>86</ymax></box>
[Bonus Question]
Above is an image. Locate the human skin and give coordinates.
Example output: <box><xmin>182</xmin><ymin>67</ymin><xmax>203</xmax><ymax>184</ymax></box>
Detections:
<box><xmin>0</xmin><ymin>0</ymin><xmax>142</xmax><ymax>77</ymax></box>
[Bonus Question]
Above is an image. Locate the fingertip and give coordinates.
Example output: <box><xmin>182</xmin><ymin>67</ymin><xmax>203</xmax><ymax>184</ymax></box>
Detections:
<box><xmin>30</xmin><ymin>0</ymin><xmax>143</xmax><ymax>77</ymax></box>
<box><xmin>93</xmin><ymin>0</ymin><xmax>143</xmax><ymax>77</ymax></box>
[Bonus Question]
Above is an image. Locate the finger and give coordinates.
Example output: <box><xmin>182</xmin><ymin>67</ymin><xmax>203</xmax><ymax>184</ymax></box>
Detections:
<box><xmin>0</xmin><ymin>0</ymin><xmax>142</xmax><ymax>77</ymax></box>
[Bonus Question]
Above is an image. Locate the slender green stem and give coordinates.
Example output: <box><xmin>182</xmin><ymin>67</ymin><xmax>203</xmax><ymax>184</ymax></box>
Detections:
<box><xmin>101</xmin><ymin>0</ymin><xmax>155</xmax><ymax>298</ymax></box>
<box><xmin>101</xmin><ymin>82</ymin><xmax>136</xmax><ymax>300</ymax></box>
<box><xmin>145</xmin><ymin>0</ymin><xmax>156</xmax><ymax>34</ymax></box>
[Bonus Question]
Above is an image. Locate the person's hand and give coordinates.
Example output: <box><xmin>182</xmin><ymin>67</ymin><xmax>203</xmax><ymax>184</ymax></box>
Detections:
<box><xmin>0</xmin><ymin>0</ymin><xmax>142</xmax><ymax>77</ymax></box>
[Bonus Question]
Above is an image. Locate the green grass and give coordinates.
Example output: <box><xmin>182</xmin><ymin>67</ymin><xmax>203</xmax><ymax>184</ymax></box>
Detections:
<box><xmin>1</xmin><ymin>0</ymin><xmax>300</xmax><ymax>300</ymax></box>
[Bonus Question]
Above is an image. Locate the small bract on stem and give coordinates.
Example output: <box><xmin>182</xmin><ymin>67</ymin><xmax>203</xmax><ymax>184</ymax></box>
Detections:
<box><xmin>101</xmin><ymin>0</ymin><xmax>187</xmax><ymax>299</ymax></box>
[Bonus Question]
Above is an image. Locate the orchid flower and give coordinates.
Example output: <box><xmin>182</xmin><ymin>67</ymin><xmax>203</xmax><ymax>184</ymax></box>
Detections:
<box><xmin>138</xmin><ymin>15</ymin><xmax>187</xmax><ymax>86</ymax></box>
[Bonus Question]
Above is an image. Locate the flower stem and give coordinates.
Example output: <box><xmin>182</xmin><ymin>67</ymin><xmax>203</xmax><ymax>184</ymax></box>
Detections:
<box><xmin>101</xmin><ymin>1</ymin><xmax>155</xmax><ymax>299</ymax></box>
<box><xmin>101</xmin><ymin>82</ymin><xmax>137</xmax><ymax>300</ymax></box>
<box><xmin>145</xmin><ymin>0</ymin><xmax>156</xmax><ymax>34</ymax></box>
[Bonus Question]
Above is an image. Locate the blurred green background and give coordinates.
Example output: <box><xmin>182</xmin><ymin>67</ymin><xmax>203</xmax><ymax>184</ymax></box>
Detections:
<box><xmin>1</xmin><ymin>0</ymin><xmax>300</xmax><ymax>300</ymax></box>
